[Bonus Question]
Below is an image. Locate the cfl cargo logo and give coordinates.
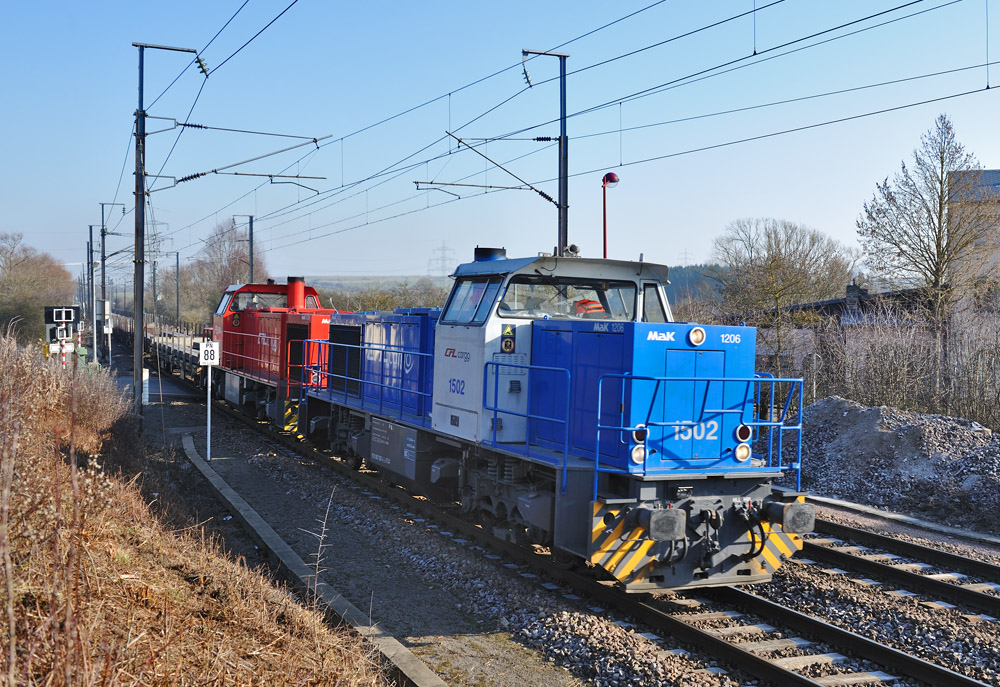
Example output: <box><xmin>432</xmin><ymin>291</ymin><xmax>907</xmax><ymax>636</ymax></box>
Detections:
<box><xmin>444</xmin><ymin>348</ymin><xmax>471</xmax><ymax>362</ymax></box>
<box><xmin>647</xmin><ymin>331</ymin><xmax>676</xmax><ymax>342</ymax></box>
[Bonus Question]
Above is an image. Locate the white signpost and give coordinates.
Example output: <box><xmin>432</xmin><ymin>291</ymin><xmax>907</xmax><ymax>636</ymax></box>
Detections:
<box><xmin>199</xmin><ymin>341</ymin><xmax>218</xmax><ymax>461</ymax></box>
<box><xmin>101</xmin><ymin>299</ymin><xmax>112</xmax><ymax>367</ymax></box>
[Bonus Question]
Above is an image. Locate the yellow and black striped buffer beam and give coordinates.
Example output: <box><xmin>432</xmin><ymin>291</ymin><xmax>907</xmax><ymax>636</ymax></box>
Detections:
<box><xmin>750</xmin><ymin>497</ymin><xmax>806</xmax><ymax>573</ymax></box>
<box><xmin>590</xmin><ymin>498</ymin><xmax>806</xmax><ymax>584</ymax></box>
<box><xmin>749</xmin><ymin>522</ymin><xmax>804</xmax><ymax>573</ymax></box>
<box><xmin>590</xmin><ymin>501</ymin><xmax>665</xmax><ymax>584</ymax></box>
<box><xmin>283</xmin><ymin>401</ymin><xmax>299</xmax><ymax>432</ymax></box>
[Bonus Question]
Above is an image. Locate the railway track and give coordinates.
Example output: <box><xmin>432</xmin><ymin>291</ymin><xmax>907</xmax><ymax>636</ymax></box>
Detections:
<box><xmin>207</xmin><ymin>393</ymin><xmax>988</xmax><ymax>687</ymax></box>
<box><xmin>812</xmin><ymin>518</ymin><xmax>1000</xmax><ymax>582</ymax></box>
<box><xmin>801</xmin><ymin>520</ymin><xmax>1000</xmax><ymax>618</ymax></box>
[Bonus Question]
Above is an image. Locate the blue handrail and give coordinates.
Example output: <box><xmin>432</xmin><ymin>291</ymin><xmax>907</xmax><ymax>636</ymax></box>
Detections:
<box><xmin>483</xmin><ymin>360</ymin><xmax>573</xmax><ymax>494</ymax></box>
<box><xmin>294</xmin><ymin>338</ymin><xmax>804</xmax><ymax>495</ymax></box>
<box><xmin>753</xmin><ymin>372</ymin><xmax>804</xmax><ymax>490</ymax></box>
<box><xmin>297</xmin><ymin>338</ymin><xmax>434</xmax><ymax>424</ymax></box>
<box><xmin>592</xmin><ymin>372</ymin><xmax>804</xmax><ymax>497</ymax></box>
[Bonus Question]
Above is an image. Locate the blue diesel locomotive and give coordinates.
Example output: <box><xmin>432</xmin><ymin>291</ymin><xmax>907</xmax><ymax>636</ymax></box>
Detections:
<box><xmin>273</xmin><ymin>247</ymin><xmax>813</xmax><ymax>592</ymax></box>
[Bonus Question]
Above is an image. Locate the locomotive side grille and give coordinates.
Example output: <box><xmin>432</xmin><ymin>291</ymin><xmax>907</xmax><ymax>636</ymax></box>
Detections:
<box><xmin>286</xmin><ymin>324</ymin><xmax>309</xmax><ymax>369</ymax></box>
<box><xmin>328</xmin><ymin>324</ymin><xmax>362</xmax><ymax>396</ymax></box>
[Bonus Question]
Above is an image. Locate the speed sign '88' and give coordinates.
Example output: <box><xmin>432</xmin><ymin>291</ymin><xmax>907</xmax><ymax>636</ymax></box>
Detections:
<box><xmin>200</xmin><ymin>341</ymin><xmax>218</xmax><ymax>366</ymax></box>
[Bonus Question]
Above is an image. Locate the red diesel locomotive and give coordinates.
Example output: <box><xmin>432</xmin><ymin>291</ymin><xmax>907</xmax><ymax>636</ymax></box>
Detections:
<box><xmin>210</xmin><ymin>276</ymin><xmax>339</xmax><ymax>429</ymax></box>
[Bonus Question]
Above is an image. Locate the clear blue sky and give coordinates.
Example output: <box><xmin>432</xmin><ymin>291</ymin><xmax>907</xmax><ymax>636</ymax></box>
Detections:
<box><xmin>3</xmin><ymin>0</ymin><xmax>998</xmax><ymax>286</ymax></box>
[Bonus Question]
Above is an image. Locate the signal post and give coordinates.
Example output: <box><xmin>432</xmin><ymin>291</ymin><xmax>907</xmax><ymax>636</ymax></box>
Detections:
<box><xmin>199</xmin><ymin>339</ymin><xmax>218</xmax><ymax>461</ymax></box>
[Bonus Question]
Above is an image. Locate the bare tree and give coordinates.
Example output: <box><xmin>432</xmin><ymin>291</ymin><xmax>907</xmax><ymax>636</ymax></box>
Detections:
<box><xmin>812</xmin><ymin>304</ymin><xmax>937</xmax><ymax>411</ymax></box>
<box><xmin>857</xmin><ymin>113</ymin><xmax>999</xmax><ymax>404</ymax></box>
<box><xmin>670</xmin><ymin>278</ymin><xmax>719</xmax><ymax>324</ymax></box>
<box><xmin>0</xmin><ymin>233</ymin><xmax>75</xmax><ymax>342</ymax></box>
<box><xmin>389</xmin><ymin>277</ymin><xmax>450</xmax><ymax>308</ymax></box>
<box><xmin>185</xmin><ymin>221</ymin><xmax>269</xmax><ymax>321</ymax></box>
<box><xmin>857</xmin><ymin>113</ymin><xmax>998</xmax><ymax>329</ymax></box>
<box><xmin>710</xmin><ymin>218</ymin><xmax>855</xmax><ymax>377</ymax></box>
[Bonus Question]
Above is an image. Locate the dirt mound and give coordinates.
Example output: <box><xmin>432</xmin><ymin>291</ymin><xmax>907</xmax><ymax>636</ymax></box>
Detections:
<box><xmin>801</xmin><ymin>396</ymin><xmax>1000</xmax><ymax>534</ymax></box>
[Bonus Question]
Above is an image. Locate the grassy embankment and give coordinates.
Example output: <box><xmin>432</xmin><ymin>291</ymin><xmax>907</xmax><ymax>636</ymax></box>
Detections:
<box><xmin>0</xmin><ymin>331</ymin><xmax>388</xmax><ymax>686</ymax></box>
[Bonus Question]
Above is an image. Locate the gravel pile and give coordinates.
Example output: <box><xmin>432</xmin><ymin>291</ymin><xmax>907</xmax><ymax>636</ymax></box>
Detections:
<box><xmin>800</xmin><ymin>396</ymin><xmax>1000</xmax><ymax>533</ymax></box>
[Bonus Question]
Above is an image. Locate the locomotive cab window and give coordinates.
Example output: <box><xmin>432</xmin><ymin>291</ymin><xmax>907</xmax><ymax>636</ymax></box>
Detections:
<box><xmin>498</xmin><ymin>275</ymin><xmax>636</xmax><ymax>321</ymax></box>
<box><xmin>231</xmin><ymin>292</ymin><xmax>292</xmax><ymax>311</ymax></box>
<box><xmin>642</xmin><ymin>283</ymin><xmax>670</xmax><ymax>323</ymax></box>
<box><xmin>214</xmin><ymin>293</ymin><xmax>233</xmax><ymax>316</ymax></box>
<box><xmin>441</xmin><ymin>277</ymin><xmax>502</xmax><ymax>325</ymax></box>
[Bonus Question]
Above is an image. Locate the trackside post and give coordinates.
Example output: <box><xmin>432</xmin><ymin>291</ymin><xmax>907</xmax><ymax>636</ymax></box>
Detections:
<box><xmin>199</xmin><ymin>340</ymin><xmax>218</xmax><ymax>461</ymax></box>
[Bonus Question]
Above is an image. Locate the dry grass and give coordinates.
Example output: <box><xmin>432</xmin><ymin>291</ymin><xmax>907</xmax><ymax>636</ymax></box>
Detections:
<box><xmin>0</xmin><ymin>330</ymin><xmax>390</xmax><ymax>686</ymax></box>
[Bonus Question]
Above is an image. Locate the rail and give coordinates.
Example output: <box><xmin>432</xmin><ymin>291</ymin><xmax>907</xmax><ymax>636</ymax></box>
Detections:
<box><xmin>193</xmin><ymin>375</ymin><xmax>987</xmax><ymax>687</ymax></box>
<box><xmin>803</xmin><ymin>537</ymin><xmax>1000</xmax><ymax>616</ymax></box>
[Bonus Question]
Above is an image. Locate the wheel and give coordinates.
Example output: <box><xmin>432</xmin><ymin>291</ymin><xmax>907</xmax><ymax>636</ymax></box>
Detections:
<box><xmin>550</xmin><ymin>548</ymin><xmax>579</xmax><ymax>570</ymax></box>
<box><xmin>344</xmin><ymin>451</ymin><xmax>363</xmax><ymax>471</ymax></box>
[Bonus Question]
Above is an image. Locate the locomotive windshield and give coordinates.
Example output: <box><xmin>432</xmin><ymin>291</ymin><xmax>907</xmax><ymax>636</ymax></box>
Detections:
<box><xmin>441</xmin><ymin>277</ymin><xmax>503</xmax><ymax>324</ymax></box>
<box><xmin>228</xmin><ymin>291</ymin><xmax>320</xmax><ymax>311</ymax></box>
<box><xmin>214</xmin><ymin>293</ymin><xmax>233</xmax><ymax>316</ymax></box>
<box><xmin>498</xmin><ymin>275</ymin><xmax>636</xmax><ymax>321</ymax></box>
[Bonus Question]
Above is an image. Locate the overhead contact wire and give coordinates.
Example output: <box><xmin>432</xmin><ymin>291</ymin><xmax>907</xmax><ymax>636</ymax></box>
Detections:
<box><xmin>253</xmin><ymin>0</ymin><xmax>940</xmax><ymax>229</ymax></box>
<box><xmin>272</xmin><ymin>87</ymin><xmax>996</xmax><ymax>254</ymax></box>
<box><xmin>159</xmin><ymin>0</ymin><xmax>680</xmax><ymax>242</ymax></box>
<box><xmin>146</xmin><ymin>0</ymin><xmax>301</xmax><ymax>205</ymax></box>
<box><xmin>147</xmin><ymin>78</ymin><xmax>208</xmax><ymax>193</ymax></box>
<box><xmin>494</xmin><ymin>0</ymin><xmax>947</xmax><ymax>140</ymax></box>
<box><xmin>573</xmin><ymin>60</ymin><xmax>1000</xmax><ymax>141</ymax></box>
<box><xmin>248</xmin><ymin>1</ymin><xmax>945</xmax><ymax>240</ymax></box>
<box><xmin>569</xmin><ymin>87</ymin><xmax>996</xmax><ymax>181</ymax></box>
<box><xmin>147</xmin><ymin>0</ymin><xmax>250</xmax><ymax>110</ymax></box>
<box><xmin>210</xmin><ymin>0</ymin><xmax>301</xmax><ymax>75</ymax></box>
<box><xmin>164</xmin><ymin>0</ymin><xmax>940</xmax><ymax>257</ymax></box>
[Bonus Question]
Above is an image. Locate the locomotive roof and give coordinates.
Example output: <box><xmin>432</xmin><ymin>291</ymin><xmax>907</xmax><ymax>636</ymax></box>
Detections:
<box><xmin>452</xmin><ymin>255</ymin><xmax>670</xmax><ymax>283</ymax></box>
<box><xmin>222</xmin><ymin>282</ymin><xmax>318</xmax><ymax>294</ymax></box>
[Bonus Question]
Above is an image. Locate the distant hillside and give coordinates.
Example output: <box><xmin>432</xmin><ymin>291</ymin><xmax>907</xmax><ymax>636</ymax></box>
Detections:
<box><xmin>306</xmin><ymin>268</ymin><xmax>720</xmax><ymax>304</ymax></box>
<box><xmin>663</xmin><ymin>264</ymin><xmax>720</xmax><ymax>302</ymax></box>
<box><xmin>306</xmin><ymin>275</ymin><xmax>452</xmax><ymax>291</ymax></box>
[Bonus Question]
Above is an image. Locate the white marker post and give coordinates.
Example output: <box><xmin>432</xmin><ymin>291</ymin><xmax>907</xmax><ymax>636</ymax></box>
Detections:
<box><xmin>199</xmin><ymin>340</ymin><xmax>219</xmax><ymax>461</ymax></box>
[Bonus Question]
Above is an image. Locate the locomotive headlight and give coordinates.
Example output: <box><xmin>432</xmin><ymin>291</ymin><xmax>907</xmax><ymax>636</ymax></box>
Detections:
<box><xmin>631</xmin><ymin>424</ymin><xmax>648</xmax><ymax>444</ymax></box>
<box><xmin>734</xmin><ymin>443</ymin><xmax>752</xmax><ymax>462</ymax></box>
<box><xmin>735</xmin><ymin>424</ymin><xmax>753</xmax><ymax>442</ymax></box>
<box><xmin>688</xmin><ymin>327</ymin><xmax>706</xmax><ymax>346</ymax></box>
<box><xmin>631</xmin><ymin>444</ymin><xmax>647</xmax><ymax>464</ymax></box>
